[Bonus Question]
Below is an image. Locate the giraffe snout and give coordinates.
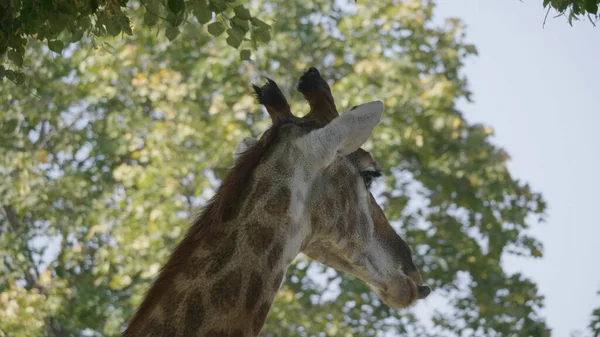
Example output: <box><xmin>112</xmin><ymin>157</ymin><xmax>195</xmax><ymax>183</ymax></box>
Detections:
<box><xmin>407</xmin><ymin>270</ymin><xmax>422</xmax><ymax>284</ymax></box>
<box><xmin>417</xmin><ymin>284</ymin><xmax>431</xmax><ymax>299</ymax></box>
<box><xmin>407</xmin><ymin>270</ymin><xmax>431</xmax><ymax>299</ymax></box>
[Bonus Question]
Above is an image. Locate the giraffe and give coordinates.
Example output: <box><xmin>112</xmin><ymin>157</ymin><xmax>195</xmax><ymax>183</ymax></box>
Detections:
<box><xmin>123</xmin><ymin>67</ymin><xmax>431</xmax><ymax>337</ymax></box>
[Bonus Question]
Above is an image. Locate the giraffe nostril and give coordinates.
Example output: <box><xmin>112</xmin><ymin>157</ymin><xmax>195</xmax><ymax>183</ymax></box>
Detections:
<box><xmin>417</xmin><ymin>284</ymin><xmax>431</xmax><ymax>299</ymax></box>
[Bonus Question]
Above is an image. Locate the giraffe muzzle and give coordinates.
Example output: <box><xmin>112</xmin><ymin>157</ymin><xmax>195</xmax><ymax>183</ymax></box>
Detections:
<box><xmin>417</xmin><ymin>284</ymin><xmax>431</xmax><ymax>299</ymax></box>
<box><xmin>407</xmin><ymin>270</ymin><xmax>431</xmax><ymax>299</ymax></box>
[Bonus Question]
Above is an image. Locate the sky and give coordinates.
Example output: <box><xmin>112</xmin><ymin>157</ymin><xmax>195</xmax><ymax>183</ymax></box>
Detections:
<box><xmin>431</xmin><ymin>1</ymin><xmax>600</xmax><ymax>336</ymax></box>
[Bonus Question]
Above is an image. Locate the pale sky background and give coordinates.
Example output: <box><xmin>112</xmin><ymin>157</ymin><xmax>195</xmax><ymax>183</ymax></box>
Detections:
<box><xmin>431</xmin><ymin>1</ymin><xmax>599</xmax><ymax>336</ymax></box>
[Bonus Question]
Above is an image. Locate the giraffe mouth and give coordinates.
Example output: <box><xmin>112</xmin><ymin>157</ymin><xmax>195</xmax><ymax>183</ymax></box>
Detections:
<box><xmin>349</xmin><ymin>254</ymin><xmax>432</xmax><ymax>306</ymax></box>
<box><xmin>407</xmin><ymin>270</ymin><xmax>432</xmax><ymax>298</ymax></box>
<box><xmin>369</xmin><ymin>276</ymin><xmax>431</xmax><ymax>309</ymax></box>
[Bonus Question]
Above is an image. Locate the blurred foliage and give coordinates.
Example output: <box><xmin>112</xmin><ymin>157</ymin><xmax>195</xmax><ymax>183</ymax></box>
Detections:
<box><xmin>0</xmin><ymin>0</ymin><xmax>553</xmax><ymax>336</ymax></box>
<box><xmin>543</xmin><ymin>0</ymin><xmax>600</xmax><ymax>25</ymax></box>
<box><xmin>591</xmin><ymin>292</ymin><xmax>600</xmax><ymax>337</ymax></box>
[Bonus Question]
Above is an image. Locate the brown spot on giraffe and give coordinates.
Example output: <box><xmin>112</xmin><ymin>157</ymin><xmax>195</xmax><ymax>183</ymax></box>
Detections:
<box><xmin>274</xmin><ymin>158</ymin><xmax>293</xmax><ymax>178</ymax></box>
<box><xmin>245</xmin><ymin>272</ymin><xmax>264</xmax><ymax>312</ymax></box>
<box><xmin>264</xmin><ymin>186</ymin><xmax>291</xmax><ymax>215</ymax></box>
<box><xmin>145</xmin><ymin>320</ymin><xmax>177</xmax><ymax>337</ymax></box>
<box><xmin>252</xmin><ymin>302</ymin><xmax>272</xmax><ymax>335</ymax></box>
<box><xmin>246</xmin><ymin>223</ymin><xmax>275</xmax><ymax>254</ymax></box>
<box><xmin>250</xmin><ymin>178</ymin><xmax>271</xmax><ymax>203</ymax></box>
<box><xmin>182</xmin><ymin>290</ymin><xmax>205</xmax><ymax>336</ymax></box>
<box><xmin>162</xmin><ymin>287</ymin><xmax>185</xmax><ymax>318</ymax></box>
<box><xmin>267</xmin><ymin>242</ymin><xmax>283</xmax><ymax>271</ymax></box>
<box><xmin>205</xmin><ymin>231</ymin><xmax>238</xmax><ymax>276</ymax></box>
<box><xmin>183</xmin><ymin>256</ymin><xmax>208</xmax><ymax>280</ymax></box>
<box><xmin>211</xmin><ymin>270</ymin><xmax>242</xmax><ymax>311</ymax></box>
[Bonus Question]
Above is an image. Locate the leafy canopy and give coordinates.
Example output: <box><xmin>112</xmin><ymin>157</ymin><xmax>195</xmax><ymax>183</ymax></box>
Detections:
<box><xmin>1</xmin><ymin>0</ymin><xmax>599</xmax><ymax>84</ymax></box>
<box><xmin>1</xmin><ymin>0</ymin><xmax>553</xmax><ymax>336</ymax></box>
<box><xmin>0</xmin><ymin>0</ymin><xmax>270</xmax><ymax>84</ymax></box>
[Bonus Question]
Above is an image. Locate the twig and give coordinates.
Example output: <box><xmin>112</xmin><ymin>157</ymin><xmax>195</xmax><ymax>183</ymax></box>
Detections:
<box><xmin>588</xmin><ymin>14</ymin><xmax>598</xmax><ymax>27</ymax></box>
<box><xmin>543</xmin><ymin>6</ymin><xmax>551</xmax><ymax>28</ymax></box>
<box><xmin>36</xmin><ymin>119</ymin><xmax>48</xmax><ymax>149</ymax></box>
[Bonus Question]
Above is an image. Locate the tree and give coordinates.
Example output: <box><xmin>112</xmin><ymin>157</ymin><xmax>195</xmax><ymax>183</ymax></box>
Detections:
<box><xmin>0</xmin><ymin>0</ymin><xmax>550</xmax><ymax>336</ymax></box>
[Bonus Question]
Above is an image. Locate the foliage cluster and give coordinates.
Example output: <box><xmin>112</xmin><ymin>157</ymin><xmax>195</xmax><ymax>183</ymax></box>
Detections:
<box><xmin>2</xmin><ymin>0</ymin><xmax>599</xmax><ymax>84</ymax></box>
<box><xmin>0</xmin><ymin>0</ymin><xmax>270</xmax><ymax>84</ymax></box>
<box><xmin>544</xmin><ymin>0</ymin><xmax>600</xmax><ymax>25</ymax></box>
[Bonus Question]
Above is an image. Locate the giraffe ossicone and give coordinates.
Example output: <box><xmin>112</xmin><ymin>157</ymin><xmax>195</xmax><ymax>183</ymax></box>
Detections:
<box><xmin>124</xmin><ymin>67</ymin><xmax>431</xmax><ymax>337</ymax></box>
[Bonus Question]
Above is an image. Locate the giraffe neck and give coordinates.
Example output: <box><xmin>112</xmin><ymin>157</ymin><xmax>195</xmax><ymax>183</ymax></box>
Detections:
<box><xmin>125</xmin><ymin>125</ymin><xmax>315</xmax><ymax>336</ymax></box>
<box><xmin>123</xmin><ymin>213</ymin><xmax>307</xmax><ymax>337</ymax></box>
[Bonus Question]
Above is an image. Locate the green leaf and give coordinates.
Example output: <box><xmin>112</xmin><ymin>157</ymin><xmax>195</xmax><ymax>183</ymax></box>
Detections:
<box><xmin>251</xmin><ymin>17</ymin><xmax>270</xmax><ymax>30</ymax></box>
<box><xmin>240</xmin><ymin>49</ymin><xmax>251</xmax><ymax>60</ymax></box>
<box><xmin>226</xmin><ymin>27</ymin><xmax>245</xmax><ymax>40</ymax></box>
<box><xmin>464</xmin><ymin>44</ymin><xmax>478</xmax><ymax>55</ymax></box>
<box><xmin>8</xmin><ymin>49</ymin><xmax>23</xmax><ymax>67</ymax></box>
<box><xmin>166</xmin><ymin>12</ymin><xmax>184</xmax><ymax>27</ymax></box>
<box><xmin>4</xmin><ymin>69</ymin><xmax>16</xmax><ymax>81</ymax></box>
<box><xmin>584</xmin><ymin>0</ymin><xmax>599</xmax><ymax>14</ymax></box>
<box><xmin>48</xmin><ymin>15</ymin><xmax>68</xmax><ymax>34</ymax></box>
<box><xmin>143</xmin><ymin>11</ymin><xmax>159</xmax><ymax>27</ymax></box>
<box><xmin>192</xmin><ymin>4</ymin><xmax>212</xmax><ymax>24</ymax></box>
<box><xmin>165</xmin><ymin>26</ymin><xmax>180</xmax><ymax>41</ymax></box>
<box><xmin>119</xmin><ymin>15</ymin><xmax>133</xmax><ymax>35</ymax></box>
<box><xmin>232</xmin><ymin>16</ymin><xmax>249</xmax><ymax>32</ymax></box>
<box><xmin>70</xmin><ymin>29</ymin><xmax>84</xmax><ymax>42</ymax></box>
<box><xmin>1</xmin><ymin>72</ymin><xmax>23</xmax><ymax>87</ymax></box>
<box><xmin>48</xmin><ymin>40</ymin><xmax>64</xmax><ymax>54</ymax></box>
<box><xmin>253</xmin><ymin>27</ymin><xmax>271</xmax><ymax>43</ymax></box>
<box><xmin>209</xmin><ymin>0</ymin><xmax>227</xmax><ymax>13</ymax></box>
<box><xmin>226</xmin><ymin>35</ymin><xmax>242</xmax><ymax>48</ymax></box>
<box><xmin>105</xmin><ymin>20</ymin><xmax>122</xmax><ymax>36</ymax></box>
<box><xmin>168</xmin><ymin>0</ymin><xmax>185</xmax><ymax>14</ymax></box>
<box><xmin>146</xmin><ymin>0</ymin><xmax>161</xmax><ymax>13</ymax></box>
<box><xmin>233</xmin><ymin>5</ymin><xmax>252</xmax><ymax>20</ymax></box>
<box><xmin>207</xmin><ymin>21</ymin><xmax>225</xmax><ymax>36</ymax></box>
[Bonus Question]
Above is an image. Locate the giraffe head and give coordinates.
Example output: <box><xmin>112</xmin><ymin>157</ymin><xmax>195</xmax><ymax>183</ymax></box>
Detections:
<box><xmin>237</xmin><ymin>68</ymin><xmax>431</xmax><ymax>309</ymax></box>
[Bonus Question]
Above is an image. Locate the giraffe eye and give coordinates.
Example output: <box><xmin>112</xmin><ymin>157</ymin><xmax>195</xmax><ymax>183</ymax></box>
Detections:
<box><xmin>360</xmin><ymin>170</ymin><xmax>382</xmax><ymax>188</ymax></box>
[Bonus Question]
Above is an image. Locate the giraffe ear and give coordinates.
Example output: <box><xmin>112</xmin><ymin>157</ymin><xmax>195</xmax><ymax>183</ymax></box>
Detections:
<box><xmin>296</xmin><ymin>101</ymin><xmax>383</xmax><ymax>169</ymax></box>
<box><xmin>233</xmin><ymin>137</ymin><xmax>258</xmax><ymax>161</ymax></box>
